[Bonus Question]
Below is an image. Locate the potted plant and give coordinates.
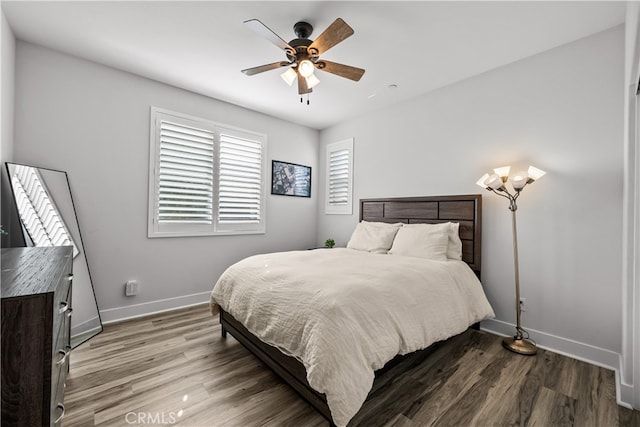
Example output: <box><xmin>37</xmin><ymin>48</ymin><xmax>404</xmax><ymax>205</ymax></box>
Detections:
<box><xmin>324</xmin><ymin>238</ymin><xmax>335</xmax><ymax>248</ymax></box>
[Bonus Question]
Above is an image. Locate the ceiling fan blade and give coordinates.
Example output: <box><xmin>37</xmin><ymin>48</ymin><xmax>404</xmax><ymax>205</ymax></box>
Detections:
<box><xmin>298</xmin><ymin>75</ymin><xmax>312</xmax><ymax>95</ymax></box>
<box><xmin>316</xmin><ymin>60</ymin><xmax>365</xmax><ymax>82</ymax></box>
<box><xmin>307</xmin><ymin>18</ymin><xmax>354</xmax><ymax>57</ymax></box>
<box><xmin>244</xmin><ymin>19</ymin><xmax>294</xmax><ymax>54</ymax></box>
<box><xmin>242</xmin><ymin>61</ymin><xmax>290</xmax><ymax>76</ymax></box>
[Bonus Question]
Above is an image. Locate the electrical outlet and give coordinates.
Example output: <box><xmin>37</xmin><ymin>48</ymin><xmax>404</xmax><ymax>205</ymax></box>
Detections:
<box><xmin>519</xmin><ymin>297</ymin><xmax>526</xmax><ymax>312</ymax></box>
<box><xmin>125</xmin><ymin>280</ymin><xmax>138</xmax><ymax>296</ymax></box>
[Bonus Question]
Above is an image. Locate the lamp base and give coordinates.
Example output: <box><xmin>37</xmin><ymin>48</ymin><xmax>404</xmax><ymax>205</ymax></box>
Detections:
<box><xmin>502</xmin><ymin>336</ymin><xmax>537</xmax><ymax>355</ymax></box>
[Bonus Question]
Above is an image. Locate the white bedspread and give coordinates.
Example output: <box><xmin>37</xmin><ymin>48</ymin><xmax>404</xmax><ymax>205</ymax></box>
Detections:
<box><xmin>210</xmin><ymin>248</ymin><xmax>494</xmax><ymax>426</ymax></box>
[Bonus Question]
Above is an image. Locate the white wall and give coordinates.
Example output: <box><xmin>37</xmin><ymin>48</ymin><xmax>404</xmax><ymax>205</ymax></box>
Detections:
<box><xmin>13</xmin><ymin>41</ymin><xmax>319</xmax><ymax>321</ymax></box>
<box><xmin>1</xmin><ymin>10</ymin><xmax>16</xmax><ymax>246</ymax></box>
<box><xmin>0</xmin><ymin>10</ymin><xmax>13</xmax><ymax>162</ymax></box>
<box><xmin>319</xmin><ymin>27</ymin><xmax>624</xmax><ymax>364</ymax></box>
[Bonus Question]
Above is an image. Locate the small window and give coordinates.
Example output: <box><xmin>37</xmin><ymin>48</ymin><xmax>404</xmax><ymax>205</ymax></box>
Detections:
<box><xmin>325</xmin><ymin>138</ymin><xmax>354</xmax><ymax>215</ymax></box>
<box><xmin>148</xmin><ymin>108</ymin><xmax>266</xmax><ymax>237</ymax></box>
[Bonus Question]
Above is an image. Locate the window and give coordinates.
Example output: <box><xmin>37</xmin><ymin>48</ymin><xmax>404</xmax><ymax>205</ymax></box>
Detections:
<box><xmin>148</xmin><ymin>107</ymin><xmax>266</xmax><ymax>237</ymax></box>
<box><xmin>325</xmin><ymin>138</ymin><xmax>354</xmax><ymax>215</ymax></box>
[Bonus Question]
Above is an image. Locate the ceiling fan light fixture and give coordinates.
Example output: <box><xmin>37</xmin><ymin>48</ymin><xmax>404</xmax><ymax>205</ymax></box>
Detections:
<box><xmin>305</xmin><ymin>74</ymin><xmax>320</xmax><ymax>89</ymax></box>
<box><xmin>280</xmin><ymin>67</ymin><xmax>297</xmax><ymax>86</ymax></box>
<box><xmin>242</xmin><ymin>18</ymin><xmax>365</xmax><ymax>99</ymax></box>
<box><xmin>298</xmin><ymin>59</ymin><xmax>315</xmax><ymax>78</ymax></box>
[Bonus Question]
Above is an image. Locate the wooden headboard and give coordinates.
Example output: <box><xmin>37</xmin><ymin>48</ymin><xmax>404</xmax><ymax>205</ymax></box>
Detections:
<box><xmin>360</xmin><ymin>194</ymin><xmax>482</xmax><ymax>277</ymax></box>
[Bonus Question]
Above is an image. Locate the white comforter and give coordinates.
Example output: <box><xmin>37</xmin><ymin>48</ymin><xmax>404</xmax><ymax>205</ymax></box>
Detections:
<box><xmin>210</xmin><ymin>248</ymin><xmax>494</xmax><ymax>426</ymax></box>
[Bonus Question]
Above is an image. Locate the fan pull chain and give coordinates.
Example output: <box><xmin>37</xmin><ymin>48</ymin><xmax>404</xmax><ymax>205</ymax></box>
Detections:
<box><xmin>300</xmin><ymin>94</ymin><xmax>310</xmax><ymax>105</ymax></box>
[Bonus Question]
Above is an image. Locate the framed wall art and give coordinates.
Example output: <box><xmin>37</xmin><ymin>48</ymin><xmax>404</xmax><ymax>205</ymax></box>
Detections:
<box><xmin>271</xmin><ymin>160</ymin><xmax>311</xmax><ymax>198</ymax></box>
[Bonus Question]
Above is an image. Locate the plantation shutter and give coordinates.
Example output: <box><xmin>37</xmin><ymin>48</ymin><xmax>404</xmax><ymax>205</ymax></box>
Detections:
<box><xmin>10</xmin><ymin>165</ymin><xmax>79</xmax><ymax>256</ymax></box>
<box><xmin>328</xmin><ymin>149</ymin><xmax>350</xmax><ymax>205</ymax></box>
<box><xmin>326</xmin><ymin>138</ymin><xmax>354</xmax><ymax>214</ymax></box>
<box><xmin>218</xmin><ymin>133</ymin><xmax>263</xmax><ymax>226</ymax></box>
<box><xmin>157</xmin><ymin>120</ymin><xmax>214</xmax><ymax>224</ymax></box>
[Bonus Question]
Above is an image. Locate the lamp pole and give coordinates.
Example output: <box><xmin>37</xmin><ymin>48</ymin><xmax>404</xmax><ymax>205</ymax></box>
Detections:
<box><xmin>502</xmin><ymin>196</ymin><xmax>536</xmax><ymax>355</ymax></box>
<box><xmin>510</xmin><ymin>202</ymin><xmax>521</xmax><ymax>335</ymax></box>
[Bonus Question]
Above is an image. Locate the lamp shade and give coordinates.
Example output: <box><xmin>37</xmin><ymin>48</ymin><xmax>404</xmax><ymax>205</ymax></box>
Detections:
<box><xmin>298</xmin><ymin>60</ymin><xmax>315</xmax><ymax>78</ymax></box>
<box><xmin>511</xmin><ymin>171</ymin><xmax>529</xmax><ymax>190</ymax></box>
<box><xmin>280</xmin><ymin>68</ymin><xmax>297</xmax><ymax>86</ymax></box>
<box><xmin>305</xmin><ymin>73</ymin><xmax>320</xmax><ymax>89</ymax></box>
<box><xmin>476</xmin><ymin>173</ymin><xmax>490</xmax><ymax>189</ymax></box>
<box><xmin>494</xmin><ymin>166</ymin><xmax>511</xmax><ymax>179</ymax></box>
<box><xmin>527</xmin><ymin>166</ymin><xmax>546</xmax><ymax>181</ymax></box>
<box><xmin>485</xmin><ymin>173</ymin><xmax>504</xmax><ymax>190</ymax></box>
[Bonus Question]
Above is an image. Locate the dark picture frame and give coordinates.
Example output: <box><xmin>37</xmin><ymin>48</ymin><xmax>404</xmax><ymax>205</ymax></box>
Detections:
<box><xmin>271</xmin><ymin>160</ymin><xmax>311</xmax><ymax>197</ymax></box>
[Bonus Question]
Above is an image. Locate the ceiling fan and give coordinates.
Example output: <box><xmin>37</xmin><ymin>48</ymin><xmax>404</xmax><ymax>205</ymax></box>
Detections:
<box><xmin>241</xmin><ymin>18</ymin><xmax>366</xmax><ymax>98</ymax></box>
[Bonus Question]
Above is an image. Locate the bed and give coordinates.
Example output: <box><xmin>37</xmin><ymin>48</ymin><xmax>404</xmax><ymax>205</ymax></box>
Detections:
<box><xmin>210</xmin><ymin>195</ymin><xmax>493</xmax><ymax>426</ymax></box>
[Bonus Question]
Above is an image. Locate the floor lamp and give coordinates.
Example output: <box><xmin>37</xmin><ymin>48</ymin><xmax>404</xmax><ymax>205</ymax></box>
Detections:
<box><xmin>476</xmin><ymin>165</ymin><xmax>546</xmax><ymax>356</ymax></box>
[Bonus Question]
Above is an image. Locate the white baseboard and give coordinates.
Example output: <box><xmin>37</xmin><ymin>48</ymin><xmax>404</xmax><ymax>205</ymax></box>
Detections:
<box><xmin>481</xmin><ymin>318</ymin><xmax>638</xmax><ymax>409</ymax></box>
<box><xmin>481</xmin><ymin>318</ymin><xmax>620</xmax><ymax>369</ymax></box>
<box><xmin>70</xmin><ymin>315</ymin><xmax>101</xmax><ymax>335</ymax></box>
<box><xmin>100</xmin><ymin>291</ymin><xmax>211</xmax><ymax>324</ymax></box>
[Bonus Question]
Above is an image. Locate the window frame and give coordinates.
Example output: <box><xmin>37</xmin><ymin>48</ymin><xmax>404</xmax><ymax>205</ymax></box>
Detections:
<box><xmin>325</xmin><ymin>138</ymin><xmax>354</xmax><ymax>215</ymax></box>
<box><xmin>148</xmin><ymin>107</ymin><xmax>267</xmax><ymax>238</ymax></box>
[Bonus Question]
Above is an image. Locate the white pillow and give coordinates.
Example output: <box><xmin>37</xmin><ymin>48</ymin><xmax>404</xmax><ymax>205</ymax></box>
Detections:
<box><xmin>447</xmin><ymin>222</ymin><xmax>463</xmax><ymax>260</ymax></box>
<box><xmin>395</xmin><ymin>222</ymin><xmax>463</xmax><ymax>260</ymax></box>
<box><xmin>388</xmin><ymin>223</ymin><xmax>450</xmax><ymax>261</ymax></box>
<box><xmin>346</xmin><ymin>221</ymin><xmax>403</xmax><ymax>254</ymax></box>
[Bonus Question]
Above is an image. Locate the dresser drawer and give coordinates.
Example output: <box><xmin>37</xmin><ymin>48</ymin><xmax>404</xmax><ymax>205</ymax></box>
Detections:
<box><xmin>53</xmin><ymin>281</ymin><xmax>72</xmax><ymax>354</ymax></box>
<box><xmin>51</xmin><ymin>302</ymin><xmax>71</xmax><ymax>391</ymax></box>
<box><xmin>52</xmin><ymin>269</ymin><xmax>73</xmax><ymax>342</ymax></box>
<box><xmin>50</xmin><ymin>348</ymin><xmax>68</xmax><ymax>426</ymax></box>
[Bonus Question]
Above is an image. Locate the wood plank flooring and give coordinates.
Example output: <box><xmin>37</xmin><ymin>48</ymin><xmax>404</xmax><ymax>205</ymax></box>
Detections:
<box><xmin>64</xmin><ymin>304</ymin><xmax>640</xmax><ymax>427</ymax></box>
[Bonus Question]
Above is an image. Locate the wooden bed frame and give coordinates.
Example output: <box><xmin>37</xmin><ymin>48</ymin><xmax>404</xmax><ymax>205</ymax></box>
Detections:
<box><xmin>218</xmin><ymin>194</ymin><xmax>482</xmax><ymax>425</ymax></box>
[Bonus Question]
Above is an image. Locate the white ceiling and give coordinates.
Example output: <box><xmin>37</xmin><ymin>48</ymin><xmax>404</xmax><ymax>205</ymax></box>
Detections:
<box><xmin>2</xmin><ymin>1</ymin><xmax>626</xmax><ymax>130</ymax></box>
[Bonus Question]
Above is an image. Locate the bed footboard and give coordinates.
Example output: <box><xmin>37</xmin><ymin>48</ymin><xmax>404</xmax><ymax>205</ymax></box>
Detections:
<box><xmin>219</xmin><ymin>309</ymin><xmax>335</xmax><ymax>425</ymax></box>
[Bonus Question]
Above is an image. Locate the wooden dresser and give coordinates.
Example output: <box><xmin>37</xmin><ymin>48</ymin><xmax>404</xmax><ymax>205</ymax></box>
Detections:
<box><xmin>1</xmin><ymin>246</ymin><xmax>73</xmax><ymax>426</ymax></box>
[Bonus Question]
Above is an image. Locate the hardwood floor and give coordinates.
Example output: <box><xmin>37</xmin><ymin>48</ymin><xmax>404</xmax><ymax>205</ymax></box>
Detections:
<box><xmin>64</xmin><ymin>304</ymin><xmax>640</xmax><ymax>427</ymax></box>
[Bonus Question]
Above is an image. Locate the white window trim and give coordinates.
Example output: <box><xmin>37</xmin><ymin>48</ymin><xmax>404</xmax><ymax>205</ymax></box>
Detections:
<box><xmin>148</xmin><ymin>107</ymin><xmax>267</xmax><ymax>238</ymax></box>
<box><xmin>325</xmin><ymin>138</ymin><xmax>354</xmax><ymax>215</ymax></box>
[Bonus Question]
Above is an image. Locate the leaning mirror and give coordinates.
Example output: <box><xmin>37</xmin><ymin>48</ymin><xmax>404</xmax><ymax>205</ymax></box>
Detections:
<box><xmin>5</xmin><ymin>162</ymin><xmax>102</xmax><ymax>348</ymax></box>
